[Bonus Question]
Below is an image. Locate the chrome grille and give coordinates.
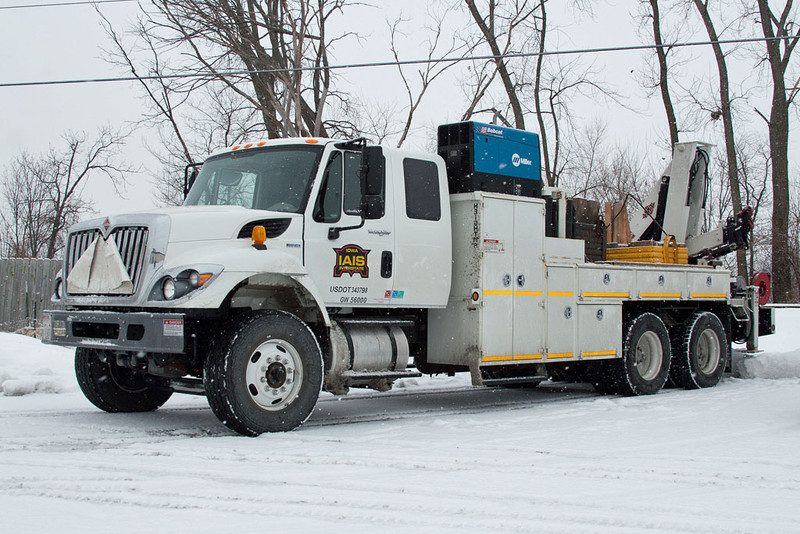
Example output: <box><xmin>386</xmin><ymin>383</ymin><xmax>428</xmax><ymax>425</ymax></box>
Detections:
<box><xmin>66</xmin><ymin>226</ymin><xmax>149</xmax><ymax>294</ymax></box>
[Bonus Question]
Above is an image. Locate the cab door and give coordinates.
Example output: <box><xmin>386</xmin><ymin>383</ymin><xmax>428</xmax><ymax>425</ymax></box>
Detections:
<box><xmin>304</xmin><ymin>148</ymin><xmax>395</xmax><ymax>307</ymax></box>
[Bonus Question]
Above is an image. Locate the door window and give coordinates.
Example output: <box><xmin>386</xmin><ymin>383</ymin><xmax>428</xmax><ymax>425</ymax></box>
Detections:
<box><xmin>403</xmin><ymin>158</ymin><xmax>441</xmax><ymax>221</ymax></box>
<box><xmin>313</xmin><ymin>152</ymin><xmax>343</xmax><ymax>223</ymax></box>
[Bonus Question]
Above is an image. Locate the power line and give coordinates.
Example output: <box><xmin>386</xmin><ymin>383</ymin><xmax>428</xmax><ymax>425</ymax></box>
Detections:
<box><xmin>0</xmin><ymin>0</ymin><xmax>137</xmax><ymax>10</ymax></box>
<box><xmin>0</xmin><ymin>34</ymin><xmax>796</xmax><ymax>89</ymax></box>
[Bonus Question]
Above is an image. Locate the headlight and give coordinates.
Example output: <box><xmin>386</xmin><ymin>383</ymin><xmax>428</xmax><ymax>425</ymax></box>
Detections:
<box><xmin>54</xmin><ymin>278</ymin><xmax>63</xmax><ymax>300</ymax></box>
<box><xmin>150</xmin><ymin>267</ymin><xmax>220</xmax><ymax>302</ymax></box>
<box><xmin>162</xmin><ymin>277</ymin><xmax>176</xmax><ymax>300</ymax></box>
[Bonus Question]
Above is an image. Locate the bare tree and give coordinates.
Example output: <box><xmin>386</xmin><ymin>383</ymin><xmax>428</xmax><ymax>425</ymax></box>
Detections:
<box><xmin>389</xmin><ymin>7</ymin><xmax>467</xmax><ymax>148</ymax></box>
<box><xmin>752</xmin><ymin>0</ymin><xmax>800</xmax><ymax>301</ymax></box>
<box><xmin>641</xmin><ymin>0</ymin><xmax>681</xmax><ymax>148</ymax></box>
<box><xmin>461</xmin><ymin>0</ymin><xmax>608</xmax><ymax>187</ymax></box>
<box><xmin>145</xmin><ymin>0</ymin><xmax>356</xmax><ymax>138</ymax></box>
<box><xmin>562</xmin><ymin>122</ymin><xmax>655</xmax><ymax>206</ymax></box>
<box><xmin>463</xmin><ymin>0</ymin><xmax>534</xmax><ymax>130</ymax></box>
<box><xmin>0</xmin><ymin>129</ymin><xmax>131</xmax><ymax>259</ymax></box>
<box><xmin>1</xmin><ymin>154</ymin><xmax>52</xmax><ymax>258</ymax></box>
<box><xmin>691</xmin><ymin>0</ymin><xmax>749</xmax><ymax>277</ymax></box>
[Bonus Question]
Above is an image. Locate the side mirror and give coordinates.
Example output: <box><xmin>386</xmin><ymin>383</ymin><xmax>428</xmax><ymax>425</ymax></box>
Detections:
<box><xmin>183</xmin><ymin>163</ymin><xmax>202</xmax><ymax>198</ymax></box>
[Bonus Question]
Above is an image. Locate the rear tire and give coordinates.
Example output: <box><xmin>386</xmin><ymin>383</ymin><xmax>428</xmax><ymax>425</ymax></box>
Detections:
<box><xmin>75</xmin><ymin>348</ymin><xmax>172</xmax><ymax>412</ymax></box>
<box><xmin>670</xmin><ymin>312</ymin><xmax>728</xmax><ymax>389</ymax></box>
<box><xmin>607</xmin><ymin>312</ymin><xmax>671</xmax><ymax>396</ymax></box>
<box><xmin>204</xmin><ymin>310</ymin><xmax>323</xmax><ymax>436</ymax></box>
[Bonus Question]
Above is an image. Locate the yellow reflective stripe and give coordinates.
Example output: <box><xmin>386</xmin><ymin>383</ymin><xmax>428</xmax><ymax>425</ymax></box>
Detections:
<box><xmin>513</xmin><ymin>354</ymin><xmax>543</xmax><ymax>361</ymax></box>
<box><xmin>583</xmin><ymin>350</ymin><xmax>617</xmax><ymax>357</ymax></box>
<box><xmin>640</xmin><ymin>292</ymin><xmax>682</xmax><ymax>298</ymax></box>
<box><xmin>548</xmin><ymin>292</ymin><xmax>574</xmax><ymax>297</ymax></box>
<box><xmin>482</xmin><ymin>355</ymin><xmax>512</xmax><ymax>362</ymax></box>
<box><xmin>547</xmin><ymin>352</ymin><xmax>573</xmax><ymax>359</ymax></box>
<box><xmin>483</xmin><ymin>290</ymin><xmax>543</xmax><ymax>296</ymax></box>
<box><xmin>690</xmin><ymin>293</ymin><xmax>727</xmax><ymax>299</ymax></box>
<box><xmin>583</xmin><ymin>292</ymin><xmax>629</xmax><ymax>298</ymax></box>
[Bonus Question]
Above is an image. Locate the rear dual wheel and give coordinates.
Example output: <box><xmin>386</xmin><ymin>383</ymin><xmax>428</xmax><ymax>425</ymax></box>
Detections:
<box><xmin>670</xmin><ymin>312</ymin><xmax>728</xmax><ymax>389</ymax></box>
<box><xmin>606</xmin><ymin>312</ymin><xmax>671</xmax><ymax>396</ymax></box>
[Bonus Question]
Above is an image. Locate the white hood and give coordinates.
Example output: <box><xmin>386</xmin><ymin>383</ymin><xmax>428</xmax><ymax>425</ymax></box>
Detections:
<box><xmin>116</xmin><ymin>205</ymin><xmax>299</xmax><ymax>243</ymax></box>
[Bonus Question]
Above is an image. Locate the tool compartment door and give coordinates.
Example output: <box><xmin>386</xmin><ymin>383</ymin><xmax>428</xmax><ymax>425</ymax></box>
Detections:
<box><xmin>545</xmin><ymin>265</ymin><xmax>577</xmax><ymax>359</ymax></box>
<box><xmin>511</xmin><ymin>200</ymin><xmax>546</xmax><ymax>361</ymax></box>
<box><xmin>480</xmin><ymin>196</ymin><xmax>514</xmax><ymax>359</ymax></box>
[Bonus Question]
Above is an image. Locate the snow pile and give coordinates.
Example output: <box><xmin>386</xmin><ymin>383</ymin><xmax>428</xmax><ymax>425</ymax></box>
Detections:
<box><xmin>0</xmin><ymin>332</ymin><xmax>75</xmax><ymax>396</ymax></box>
<box><xmin>732</xmin><ymin>349</ymin><xmax>800</xmax><ymax>379</ymax></box>
<box><xmin>731</xmin><ymin>306</ymin><xmax>800</xmax><ymax>379</ymax></box>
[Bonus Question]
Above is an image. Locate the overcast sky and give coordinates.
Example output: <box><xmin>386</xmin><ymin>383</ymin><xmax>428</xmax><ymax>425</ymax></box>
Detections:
<box><xmin>0</xmin><ymin>0</ymin><xmax>790</xmax><ymax>217</ymax></box>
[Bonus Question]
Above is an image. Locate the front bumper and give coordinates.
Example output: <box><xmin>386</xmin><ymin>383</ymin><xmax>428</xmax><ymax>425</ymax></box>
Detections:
<box><xmin>42</xmin><ymin>310</ymin><xmax>186</xmax><ymax>353</ymax></box>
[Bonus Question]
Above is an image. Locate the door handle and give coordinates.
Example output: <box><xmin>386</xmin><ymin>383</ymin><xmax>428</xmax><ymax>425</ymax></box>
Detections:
<box><xmin>381</xmin><ymin>251</ymin><xmax>393</xmax><ymax>279</ymax></box>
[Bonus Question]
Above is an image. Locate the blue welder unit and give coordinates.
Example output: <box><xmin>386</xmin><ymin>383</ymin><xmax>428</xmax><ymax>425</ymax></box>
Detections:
<box><xmin>437</xmin><ymin>121</ymin><xmax>542</xmax><ymax>198</ymax></box>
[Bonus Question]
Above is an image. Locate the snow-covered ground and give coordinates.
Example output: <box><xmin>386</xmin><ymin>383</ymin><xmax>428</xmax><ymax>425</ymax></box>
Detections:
<box><xmin>1</xmin><ymin>310</ymin><xmax>799</xmax><ymax>533</ymax></box>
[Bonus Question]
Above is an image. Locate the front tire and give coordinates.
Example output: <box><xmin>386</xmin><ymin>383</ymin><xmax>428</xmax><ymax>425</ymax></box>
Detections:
<box><xmin>670</xmin><ymin>312</ymin><xmax>728</xmax><ymax>389</ymax></box>
<box><xmin>75</xmin><ymin>348</ymin><xmax>172</xmax><ymax>412</ymax></box>
<box><xmin>607</xmin><ymin>312</ymin><xmax>671</xmax><ymax>396</ymax></box>
<box><xmin>204</xmin><ymin>310</ymin><xmax>323</xmax><ymax>436</ymax></box>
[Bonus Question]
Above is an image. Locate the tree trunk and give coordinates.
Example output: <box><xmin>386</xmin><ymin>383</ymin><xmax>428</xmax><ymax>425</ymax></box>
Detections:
<box><xmin>757</xmin><ymin>0</ymin><xmax>797</xmax><ymax>302</ymax></box>
<box><xmin>464</xmin><ymin>0</ymin><xmax>526</xmax><ymax>130</ymax></box>
<box><xmin>649</xmin><ymin>0</ymin><xmax>680</xmax><ymax>148</ymax></box>
<box><xmin>534</xmin><ymin>1</ymin><xmax>553</xmax><ymax>186</ymax></box>
<box><xmin>693</xmin><ymin>0</ymin><xmax>747</xmax><ymax>278</ymax></box>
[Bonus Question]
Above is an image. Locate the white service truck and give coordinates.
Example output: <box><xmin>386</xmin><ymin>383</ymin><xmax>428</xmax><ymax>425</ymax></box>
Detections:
<box><xmin>43</xmin><ymin>122</ymin><xmax>773</xmax><ymax>436</ymax></box>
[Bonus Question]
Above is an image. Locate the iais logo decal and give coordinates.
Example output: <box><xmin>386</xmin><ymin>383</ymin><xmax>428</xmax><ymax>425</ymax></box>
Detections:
<box><xmin>333</xmin><ymin>244</ymin><xmax>370</xmax><ymax>278</ymax></box>
<box><xmin>511</xmin><ymin>153</ymin><xmax>533</xmax><ymax>168</ymax></box>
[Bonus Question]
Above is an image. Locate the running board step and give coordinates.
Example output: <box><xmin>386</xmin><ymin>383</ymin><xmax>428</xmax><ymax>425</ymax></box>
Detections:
<box><xmin>481</xmin><ymin>375</ymin><xmax>547</xmax><ymax>387</ymax></box>
<box><xmin>342</xmin><ymin>370</ymin><xmax>422</xmax><ymax>381</ymax></box>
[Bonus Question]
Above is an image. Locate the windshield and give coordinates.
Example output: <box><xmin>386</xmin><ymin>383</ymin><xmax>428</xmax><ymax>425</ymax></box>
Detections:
<box><xmin>184</xmin><ymin>145</ymin><xmax>324</xmax><ymax>213</ymax></box>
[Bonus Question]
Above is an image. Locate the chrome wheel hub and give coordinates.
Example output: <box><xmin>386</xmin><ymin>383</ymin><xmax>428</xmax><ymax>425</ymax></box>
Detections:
<box><xmin>245</xmin><ymin>339</ymin><xmax>303</xmax><ymax>411</ymax></box>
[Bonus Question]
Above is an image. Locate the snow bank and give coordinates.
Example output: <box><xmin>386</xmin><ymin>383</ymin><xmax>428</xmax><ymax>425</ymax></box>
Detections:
<box><xmin>732</xmin><ymin>349</ymin><xmax>800</xmax><ymax>379</ymax></box>
<box><xmin>731</xmin><ymin>306</ymin><xmax>800</xmax><ymax>379</ymax></box>
<box><xmin>0</xmin><ymin>332</ymin><xmax>75</xmax><ymax>396</ymax></box>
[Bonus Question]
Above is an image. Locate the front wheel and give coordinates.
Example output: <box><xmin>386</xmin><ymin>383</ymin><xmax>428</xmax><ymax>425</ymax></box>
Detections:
<box><xmin>75</xmin><ymin>348</ymin><xmax>172</xmax><ymax>412</ymax></box>
<box><xmin>204</xmin><ymin>310</ymin><xmax>323</xmax><ymax>436</ymax></box>
<box><xmin>670</xmin><ymin>312</ymin><xmax>728</xmax><ymax>389</ymax></box>
<box><xmin>607</xmin><ymin>312</ymin><xmax>671</xmax><ymax>396</ymax></box>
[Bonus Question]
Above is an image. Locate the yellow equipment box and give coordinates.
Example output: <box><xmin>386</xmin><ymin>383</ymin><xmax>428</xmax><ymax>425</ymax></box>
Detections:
<box><xmin>606</xmin><ymin>236</ymin><xmax>688</xmax><ymax>264</ymax></box>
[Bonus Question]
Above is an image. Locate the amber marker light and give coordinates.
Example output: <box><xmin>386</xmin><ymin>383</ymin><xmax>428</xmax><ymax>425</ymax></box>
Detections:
<box><xmin>252</xmin><ymin>225</ymin><xmax>267</xmax><ymax>250</ymax></box>
<box><xmin>305</xmin><ymin>139</ymin><xmax>319</xmax><ymax>144</ymax></box>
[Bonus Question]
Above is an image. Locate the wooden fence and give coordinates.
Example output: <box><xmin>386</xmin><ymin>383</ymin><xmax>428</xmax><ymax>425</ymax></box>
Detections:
<box><xmin>0</xmin><ymin>258</ymin><xmax>63</xmax><ymax>333</ymax></box>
